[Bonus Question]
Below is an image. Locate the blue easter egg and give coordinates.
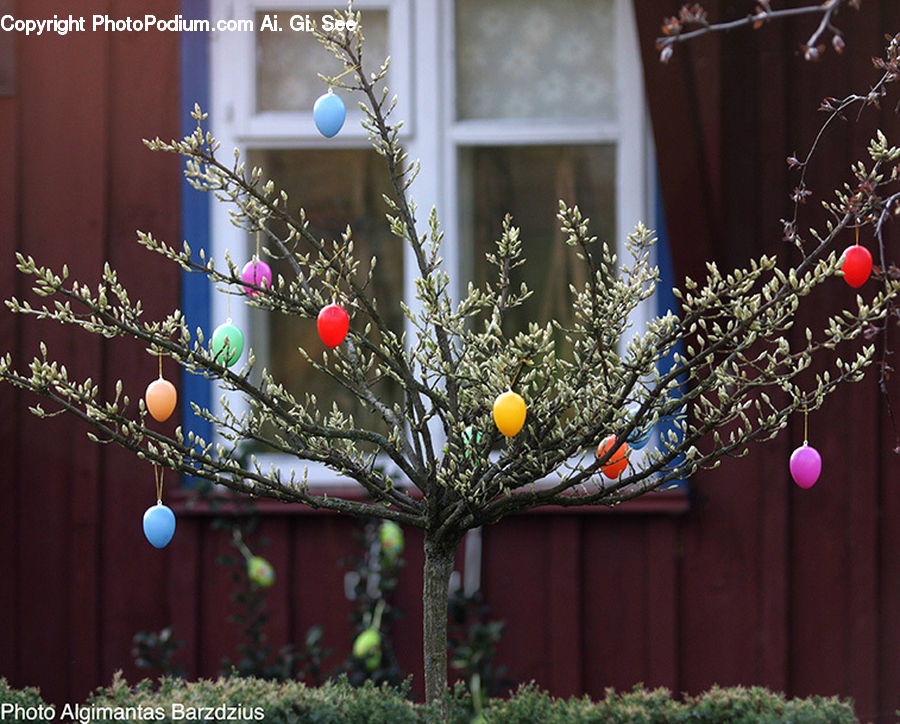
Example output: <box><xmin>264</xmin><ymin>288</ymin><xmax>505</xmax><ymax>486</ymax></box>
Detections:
<box><xmin>143</xmin><ymin>503</ymin><xmax>176</xmax><ymax>548</ymax></box>
<box><xmin>313</xmin><ymin>92</ymin><xmax>346</xmax><ymax>138</ymax></box>
<box><xmin>628</xmin><ymin>424</ymin><xmax>652</xmax><ymax>450</ymax></box>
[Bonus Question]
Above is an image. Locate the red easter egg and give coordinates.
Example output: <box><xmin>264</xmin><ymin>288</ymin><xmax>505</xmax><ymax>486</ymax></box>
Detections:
<box><xmin>596</xmin><ymin>435</ymin><xmax>630</xmax><ymax>479</ymax></box>
<box><xmin>840</xmin><ymin>245</ymin><xmax>872</xmax><ymax>288</ymax></box>
<box><xmin>317</xmin><ymin>303</ymin><xmax>349</xmax><ymax>348</ymax></box>
<box><xmin>145</xmin><ymin>377</ymin><xmax>177</xmax><ymax>422</ymax></box>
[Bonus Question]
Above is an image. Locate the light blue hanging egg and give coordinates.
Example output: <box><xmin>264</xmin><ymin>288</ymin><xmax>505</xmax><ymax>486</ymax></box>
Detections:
<box><xmin>313</xmin><ymin>91</ymin><xmax>346</xmax><ymax>138</ymax></box>
<box><xmin>143</xmin><ymin>502</ymin><xmax>176</xmax><ymax>548</ymax></box>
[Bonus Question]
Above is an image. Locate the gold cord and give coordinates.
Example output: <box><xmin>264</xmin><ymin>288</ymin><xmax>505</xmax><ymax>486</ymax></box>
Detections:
<box><xmin>510</xmin><ymin>359</ymin><xmax>530</xmax><ymax>390</ymax></box>
<box><xmin>153</xmin><ymin>465</ymin><xmax>164</xmax><ymax>503</ymax></box>
<box><xmin>330</xmin><ymin>64</ymin><xmax>360</xmax><ymax>85</ymax></box>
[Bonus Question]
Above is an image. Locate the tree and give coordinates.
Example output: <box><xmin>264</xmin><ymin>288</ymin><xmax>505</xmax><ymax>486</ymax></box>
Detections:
<box><xmin>1</xmin><ymin>3</ymin><xmax>898</xmax><ymax>708</ymax></box>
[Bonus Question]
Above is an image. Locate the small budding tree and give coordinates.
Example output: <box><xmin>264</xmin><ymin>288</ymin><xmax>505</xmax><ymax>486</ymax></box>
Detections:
<box><xmin>2</xmin><ymin>4</ymin><xmax>900</xmax><ymax>705</ymax></box>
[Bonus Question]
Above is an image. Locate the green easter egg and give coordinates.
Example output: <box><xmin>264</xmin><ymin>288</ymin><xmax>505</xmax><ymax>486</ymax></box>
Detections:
<box><xmin>353</xmin><ymin>628</ymin><xmax>381</xmax><ymax>669</ymax></box>
<box><xmin>211</xmin><ymin>322</ymin><xmax>244</xmax><ymax>366</ymax></box>
<box><xmin>379</xmin><ymin>521</ymin><xmax>404</xmax><ymax>556</ymax></box>
<box><xmin>247</xmin><ymin>556</ymin><xmax>275</xmax><ymax>588</ymax></box>
<box><xmin>463</xmin><ymin>425</ymin><xmax>484</xmax><ymax>459</ymax></box>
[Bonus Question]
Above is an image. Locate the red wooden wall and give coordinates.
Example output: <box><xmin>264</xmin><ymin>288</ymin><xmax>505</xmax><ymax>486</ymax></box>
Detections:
<box><xmin>1</xmin><ymin>1</ymin><xmax>899</xmax><ymax>722</ymax></box>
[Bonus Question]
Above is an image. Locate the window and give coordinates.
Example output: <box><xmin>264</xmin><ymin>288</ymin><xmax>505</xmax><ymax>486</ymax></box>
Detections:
<box><xmin>205</xmin><ymin>0</ymin><xmax>653</xmax><ymax>485</ymax></box>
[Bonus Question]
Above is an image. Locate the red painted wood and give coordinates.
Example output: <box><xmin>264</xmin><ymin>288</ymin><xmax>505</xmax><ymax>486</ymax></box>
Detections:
<box><xmin>646</xmin><ymin>521</ymin><xmax>679</xmax><ymax>690</ymax></box>
<box><xmin>839</xmin><ymin>12</ymin><xmax>883</xmax><ymax>723</ymax></box>
<box><xmin>680</xmin><ymin>467</ymin><xmax>764</xmax><ymax>690</ymax></box>
<box><xmin>754</xmin><ymin>16</ymin><xmax>792</xmax><ymax>694</ymax></box>
<box><xmin>546</xmin><ymin>517</ymin><xmax>582</xmax><ymax>696</ymax></box>
<box><xmin>95</xmin><ymin>0</ymin><xmax>180</xmax><ymax>697</ymax></box>
<box><xmin>167</xmin><ymin>517</ymin><xmax>202</xmax><ymax>678</ymax></box>
<box><xmin>481</xmin><ymin>517</ymin><xmax>552</xmax><ymax>688</ymax></box>
<box><xmin>581</xmin><ymin>518</ymin><xmax>645</xmax><ymax>693</ymax></box>
<box><xmin>257</xmin><ymin>517</ymin><xmax>292</xmax><ymax>667</ymax></box>
<box><xmin>782</xmin><ymin>7</ymin><xmax>887</xmax><ymax>718</ymax></box>
<box><xmin>878</xmin><ymin>368</ymin><xmax>900</xmax><ymax>721</ymax></box>
<box><xmin>633</xmin><ymin>0</ymin><xmax>720</xmax><ymax>286</ymax></box>
<box><xmin>0</xmin><ymin>93</ymin><xmax>20</xmax><ymax>683</ymax></box>
<box><xmin>15</xmin><ymin>0</ymin><xmax>108</xmax><ymax>703</ymax></box>
<box><xmin>391</xmin><ymin>525</ymin><xmax>426</xmax><ymax>695</ymax></box>
<box><xmin>290</xmin><ymin>516</ymin><xmax>358</xmax><ymax>678</ymax></box>
<box><xmin>869</xmin><ymin>9</ymin><xmax>900</xmax><ymax>722</ymax></box>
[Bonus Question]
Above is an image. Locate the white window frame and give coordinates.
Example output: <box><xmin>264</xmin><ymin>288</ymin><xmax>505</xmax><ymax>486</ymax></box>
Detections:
<box><xmin>208</xmin><ymin>0</ymin><xmax>654</xmax><ymax>486</ymax></box>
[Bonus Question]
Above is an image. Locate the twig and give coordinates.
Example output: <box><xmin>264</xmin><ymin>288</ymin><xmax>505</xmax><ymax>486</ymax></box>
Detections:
<box><xmin>657</xmin><ymin>1</ymin><xmax>851</xmax><ymax>62</ymax></box>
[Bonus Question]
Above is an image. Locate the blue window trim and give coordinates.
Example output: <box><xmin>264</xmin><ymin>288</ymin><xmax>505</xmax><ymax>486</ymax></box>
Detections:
<box><xmin>653</xmin><ymin>179</ymin><xmax>686</xmax><ymax>490</ymax></box>
<box><xmin>180</xmin><ymin>0</ymin><xmax>212</xmax><ymax>486</ymax></box>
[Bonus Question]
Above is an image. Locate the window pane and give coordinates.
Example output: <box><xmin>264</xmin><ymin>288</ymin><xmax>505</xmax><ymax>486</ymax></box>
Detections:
<box><xmin>455</xmin><ymin>0</ymin><xmax>616</xmax><ymax>121</ymax></box>
<box><xmin>246</xmin><ymin>149</ymin><xmax>403</xmax><ymax>434</ymax></box>
<box><xmin>255</xmin><ymin>10</ymin><xmax>389</xmax><ymax>113</ymax></box>
<box><xmin>461</xmin><ymin>145</ymin><xmax>616</xmax><ymax>334</ymax></box>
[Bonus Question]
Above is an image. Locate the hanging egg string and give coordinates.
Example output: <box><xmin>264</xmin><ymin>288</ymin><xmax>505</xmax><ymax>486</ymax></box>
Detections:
<box><xmin>145</xmin><ymin>348</ymin><xmax>177</xmax><ymax>422</ymax></box>
<box><xmin>841</xmin><ymin>224</ymin><xmax>873</xmax><ymax>288</ymax></box>
<box><xmin>313</xmin><ymin>64</ymin><xmax>357</xmax><ymax>138</ymax></box>
<box><xmin>317</xmin><ymin>244</ymin><xmax>350</xmax><ymax>348</ymax></box>
<box><xmin>789</xmin><ymin>405</ymin><xmax>822</xmax><ymax>489</ymax></box>
<box><xmin>143</xmin><ymin>464</ymin><xmax>176</xmax><ymax>549</ymax></box>
<box><xmin>493</xmin><ymin>359</ymin><xmax>529</xmax><ymax>438</ymax></box>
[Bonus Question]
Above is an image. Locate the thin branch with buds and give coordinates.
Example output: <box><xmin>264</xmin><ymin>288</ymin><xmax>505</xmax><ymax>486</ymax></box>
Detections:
<box><xmin>657</xmin><ymin>0</ymin><xmax>855</xmax><ymax>63</ymax></box>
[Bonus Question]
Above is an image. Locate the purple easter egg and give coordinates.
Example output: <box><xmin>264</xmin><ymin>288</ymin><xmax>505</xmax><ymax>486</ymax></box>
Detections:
<box><xmin>789</xmin><ymin>443</ymin><xmax>822</xmax><ymax>489</ymax></box>
<box><xmin>241</xmin><ymin>259</ymin><xmax>272</xmax><ymax>296</ymax></box>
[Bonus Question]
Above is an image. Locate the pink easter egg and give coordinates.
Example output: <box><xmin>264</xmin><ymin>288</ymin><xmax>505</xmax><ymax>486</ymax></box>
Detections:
<box><xmin>789</xmin><ymin>443</ymin><xmax>822</xmax><ymax>489</ymax></box>
<box><xmin>241</xmin><ymin>259</ymin><xmax>272</xmax><ymax>296</ymax></box>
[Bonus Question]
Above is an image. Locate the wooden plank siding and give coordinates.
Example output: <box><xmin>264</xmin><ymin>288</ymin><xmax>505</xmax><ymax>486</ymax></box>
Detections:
<box><xmin>636</xmin><ymin>3</ymin><xmax>900</xmax><ymax>722</ymax></box>
<box><xmin>0</xmin><ymin>1</ymin><xmax>898</xmax><ymax>722</ymax></box>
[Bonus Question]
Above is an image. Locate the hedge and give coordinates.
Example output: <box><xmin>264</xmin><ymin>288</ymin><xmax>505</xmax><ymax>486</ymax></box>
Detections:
<box><xmin>0</xmin><ymin>677</ymin><xmax>49</xmax><ymax>711</ymax></box>
<box><xmin>0</xmin><ymin>675</ymin><xmax>858</xmax><ymax>723</ymax></box>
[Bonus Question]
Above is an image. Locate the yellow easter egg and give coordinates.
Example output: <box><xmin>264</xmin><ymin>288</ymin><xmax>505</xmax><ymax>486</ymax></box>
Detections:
<box><xmin>493</xmin><ymin>390</ymin><xmax>526</xmax><ymax>437</ymax></box>
<box><xmin>145</xmin><ymin>377</ymin><xmax>177</xmax><ymax>422</ymax></box>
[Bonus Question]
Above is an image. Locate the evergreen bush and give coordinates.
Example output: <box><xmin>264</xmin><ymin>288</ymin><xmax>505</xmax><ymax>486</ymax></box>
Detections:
<box><xmin>0</xmin><ymin>675</ymin><xmax>858</xmax><ymax>724</ymax></box>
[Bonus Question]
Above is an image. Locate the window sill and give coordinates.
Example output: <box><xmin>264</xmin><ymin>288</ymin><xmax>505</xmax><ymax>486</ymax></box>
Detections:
<box><xmin>170</xmin><ymin>487</ymin><xmax>689</xmax><ymax>517</ymax></box>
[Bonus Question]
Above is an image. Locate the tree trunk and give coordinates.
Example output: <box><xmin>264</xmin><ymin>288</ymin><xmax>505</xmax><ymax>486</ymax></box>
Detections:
<box><xmin>422</xmin><ymin>535</ymin><xmax>456</xmax><ymax>708</ymax></box>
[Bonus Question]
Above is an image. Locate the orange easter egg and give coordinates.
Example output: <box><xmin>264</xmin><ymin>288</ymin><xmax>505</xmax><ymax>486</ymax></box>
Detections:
<box><xmin>596</xmin><ymin>435</ymin><xmax>630</xmax><ymax>479</ymax></box>
<box><xmin>145</xmin><ymin>377</ymin><xmax>177</xmax><ymax>422</ymax></box>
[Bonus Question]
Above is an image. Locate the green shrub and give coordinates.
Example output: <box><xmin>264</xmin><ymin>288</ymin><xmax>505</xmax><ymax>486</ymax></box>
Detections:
<box><xmin>86</xmin><ymin>673</ymin><xmax>420</xmax><ymax>724</ymax></box>
<box><xmin>0</xmin><ymin>678</ymin><xmax>54</xmax><ymax>721</ymax></box>
<box><xmin>677</xmin><ymin>685</ymin><xmax>857</xmax><ymax>724</ymax></box>
<box><xmin>0</xmin><ymin>675</ymin><xmax>859</xmax><ymax>723</ymax></box>
<box><xmin>471</xmin><ymin>683</ymin><xmax>855</xmax><ymax>724</ymax></box>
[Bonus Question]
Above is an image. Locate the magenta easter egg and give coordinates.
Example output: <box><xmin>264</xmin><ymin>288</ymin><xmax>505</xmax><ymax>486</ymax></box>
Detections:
<box><xmin>241</xmin><ymin>259</ymin><xmax>272</xmax><ymax>296</ymax></box>
<box><xmin>789</xmin><ymin>443</ymin><xmax>822</xmax><ymax>489</ymax></box>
